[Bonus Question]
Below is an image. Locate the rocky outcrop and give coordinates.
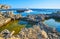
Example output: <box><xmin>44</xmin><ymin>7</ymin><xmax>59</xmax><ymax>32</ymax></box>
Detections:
<box><xmin>27</xmin><ymin>14</ymin><xmax>45</xmax><ymax>21</ymax></box>
<box><xmin>0</xmin><ymin>16</ymin><xmax>11</xmax><ymax>27</ymax></box>
<box><xmin>48</xmin><ymin>33</ymin><xmax>58</xmax><ymax>39</ymax></box>
<box><xmin>41</xmin><ymin>30</ymin><xmax>48</xmax><ymax>39</ymax></box>
<box><xmin>0</xmin><ymin>4</ymin><xmax>11</xmax><ymax>9</ymax></box>
<box><xmin>0</xmin><ymin>16</ymin><xmax>9</xmax><ymax>27</ymax></box>
<box><xmin>0</xmin><ymin>4</ymin><xmax>22</xmax><ymax>27</ymax></box>
<box><xmin>2</xmin><ymin>11</ymin><xmax>22</xmax><ymax>20</ymax></box>
<box><xmin>26</xmin><ymin>12</ymin><xmax>60</xmax><ymax>22</ymax></box>
<box><xmin>4</xmin><ymin>18</ymin><xmax>11</xmax><ymax>24</ymax></box>
<box><xmin>0</xmin><ymin>11</ymin><xmax>22</xmax><ymax>27</ymax></box>
<box><xmin>18</xmin><ymin>25</ymin><xmax>48</xmax><ymax>39</ymax></box>
<box><xmin>0</xmin><ymin>25</ymin><xmax>59</xmax><ymax>39</ymax></box>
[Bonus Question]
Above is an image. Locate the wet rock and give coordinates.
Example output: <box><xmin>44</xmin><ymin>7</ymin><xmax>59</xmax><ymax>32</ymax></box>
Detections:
<box><xmin>0</xmin><ymin>4</ymin><xmax>2</xmax><ymax>9</ymax></box>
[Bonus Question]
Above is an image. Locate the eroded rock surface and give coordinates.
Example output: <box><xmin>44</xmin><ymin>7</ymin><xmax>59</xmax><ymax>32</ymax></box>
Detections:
<box><xmin>0</xmin><ymin>25</ymin><xmax>59</xmax><ymax>39</ymax></box>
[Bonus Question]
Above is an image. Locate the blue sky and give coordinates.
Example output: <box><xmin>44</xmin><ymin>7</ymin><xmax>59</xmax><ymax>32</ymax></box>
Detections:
<box><xmin>0</xmin><ymin>0</ymin><xmax>60</xmax><ymax>9</ymax></box>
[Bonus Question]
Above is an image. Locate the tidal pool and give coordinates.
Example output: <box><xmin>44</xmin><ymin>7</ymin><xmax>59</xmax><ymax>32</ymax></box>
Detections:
<box><xmin>44</xmin><ymin>18</ymin><xmax>60</xmax><ymax>32</ymax></box>
<box><xmin>0</xmin><ymin>20</ymin><xmax>35</xmax><ymax>35</ymax></box>
<box><xmin>0</xmin><ymin>20</ymin><xmax>25</xmax><ymax>35</ymax></box>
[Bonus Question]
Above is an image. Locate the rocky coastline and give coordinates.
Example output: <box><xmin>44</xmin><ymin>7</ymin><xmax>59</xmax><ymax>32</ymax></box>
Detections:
<box><xmin>0</xmin><ymin>4</ymin><xmax>60</xmax><ymax>39</ymax></box>
<box><xmin>0</xmin><ymin>25</ymin><xmax>60</xmax><ymax>39</ymax></box>
<box><xmin>0</xmin><ymin>4</ymin><xmax>22</xmax><ymax>27</ymax></box>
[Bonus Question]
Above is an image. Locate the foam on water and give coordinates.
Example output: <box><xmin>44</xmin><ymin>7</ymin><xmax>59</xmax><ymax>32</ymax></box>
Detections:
<box><xmin>24</xmin><ymin>9</ymin><xmax>33</xmax><ymax>13</ymax></box>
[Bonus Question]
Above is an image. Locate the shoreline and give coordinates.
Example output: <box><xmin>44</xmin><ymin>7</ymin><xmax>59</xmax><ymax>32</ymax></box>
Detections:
<box><xmin>0</xmin><ymin>4</ymin><xmax>60</xmax><ymax>39</ymax></box>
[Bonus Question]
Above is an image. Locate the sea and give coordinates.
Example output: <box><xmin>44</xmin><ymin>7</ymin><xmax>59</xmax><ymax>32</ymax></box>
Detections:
<box><xmin>14</xmin><ymin>9</ymin><xmax>60</xmax><ymax>16</ymax></box>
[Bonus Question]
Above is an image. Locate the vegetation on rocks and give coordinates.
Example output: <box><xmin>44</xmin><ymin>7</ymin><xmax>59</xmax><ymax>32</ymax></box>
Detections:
<box><xmin>0</xmin><ymin>20</ymin><xmax>25</xmax><ymax>35</ymax></box>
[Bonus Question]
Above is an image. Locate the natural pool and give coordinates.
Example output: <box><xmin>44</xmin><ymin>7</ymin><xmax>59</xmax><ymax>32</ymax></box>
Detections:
<box><xmin>0</xmin><ymin>20</ymin><xmax>35</xmax><ymax>35</ymax></box>
<box><xmin>44</xmin><ymin>18</ymin><xmax>60</xmax><ymax>32</ymax></box>
<box><xmin>0</xmin><ymin>20</ymin><xmax>25</xmax><ymax>35</ymax></box>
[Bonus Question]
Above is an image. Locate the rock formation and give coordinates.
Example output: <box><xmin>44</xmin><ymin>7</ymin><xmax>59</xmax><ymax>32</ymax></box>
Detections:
<box><xmin>0</xmin><ymin>4</ymin><xmax>22</xmax><ymax>27</ymax></box>
<box><xmin>0</xmin><ymin>4</ymin><xmax>11</xmax><ymax>9</ymax></box>
<box><xmin>0</xmin><ymin>25</ymin><xmax>59</xmax><ymax>39</ymax></box>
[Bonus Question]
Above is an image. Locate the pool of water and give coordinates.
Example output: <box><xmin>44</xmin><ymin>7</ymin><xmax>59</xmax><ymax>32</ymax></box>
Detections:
<box><xmin>44</xmin><ymin>18</ymin><xmax>60</xmax><ymax>32</ymax></box>
<box><xmin>0</xmin><ymin>20</ymin><xmax>25</xmax><ymax>35</ymax></box>
<box><xmin>19</xmin><ymin>20</ymin><xmax>35</xmax><ymax>28</ymax></box>
<box><xmin>0</xmin><ymin>20</ymin><xmax>35</xmax><ymax>35</ymax></box>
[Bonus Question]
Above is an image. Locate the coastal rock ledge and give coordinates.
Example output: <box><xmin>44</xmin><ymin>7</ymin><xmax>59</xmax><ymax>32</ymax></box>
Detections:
<box><xmin>0</xmin><ymin>4</ymin><xmax>22</xmax><ymax>27</ymax></box>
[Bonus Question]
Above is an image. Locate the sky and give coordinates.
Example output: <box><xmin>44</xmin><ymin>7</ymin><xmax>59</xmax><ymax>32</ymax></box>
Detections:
<box><xmin>0</xmin><ymin>0</ymin><xmax>60</xmax><ymax>9</ymax></box>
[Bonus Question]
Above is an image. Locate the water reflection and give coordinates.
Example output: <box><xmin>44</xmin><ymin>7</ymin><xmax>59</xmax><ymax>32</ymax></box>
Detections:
<box><xmin>19</xmin><ymin>20</ymin><xmax>36</xmax><ymax>28</ymax></box>
<box><xmin>44</xmin><ymin>18</ymin><xmax>60</xmax><ymax>32</ymax></box>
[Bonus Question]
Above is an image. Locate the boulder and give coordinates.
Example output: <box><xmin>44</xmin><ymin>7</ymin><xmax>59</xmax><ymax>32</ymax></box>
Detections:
<box><xmin>0</xmin><ymin>4</ymin><xmax>2</xmax><ymax>9</ymax></box>
<box><xmin>1</xmin><ymin>29</ymin><xmax>10</xmax><ymax>35</ymax></box>
<box><xmin>4</xmin><ymin>18</ymin><xmax>11</xmax><ymax>24</ymax></box>
<box><xmin>0</xmin><ymin>17</ymin><xmax>11</xmax><ymax>27</ymax></box>
<box><xmin>0</xmin><ymin>19</ymin><xmax>5</xmax><ymax>27</ymax></box>
<box><xmin>10</xmin><ymin>31</ymin><xmax>15</xmax><ymax>36</ymax></box>
<box><xmin>0</xmin><ymin>37</ymin><xmax>4</xmax><ymax>39</ymax></box>
<box><xmin>41</xmin><ymin>30</ymin><xmax>48</xmax><ymax>39</ymax></box>
<box><xmin>4</xmin><ymin>5</ymin><xmax>11</xmax><ymax>9</ymax></box>
<box><xmin>15</xmin><ymin>14</ymin><xmax>21</xmax><ymax>19</ymax></box>
<box><xmin>0</xmin><ymin>4</ymin><xmax>11</xmax><ymax>9</ymax></box>
<box><xmin>1</xmin><ymin>29</ymin><xmax>11</xmax><ymax>39</ymax></box>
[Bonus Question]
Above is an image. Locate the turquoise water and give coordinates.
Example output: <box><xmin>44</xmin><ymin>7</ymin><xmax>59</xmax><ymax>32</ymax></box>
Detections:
<box><xmin>19</xmin><ymin>20</ymin><xmax>35</xmax><ymax>28</ymax></box>
<box><xmin>14</xmin><ymin>9</ymin><xmax>59</xmax><ymax>17</ymax></box>
<box><xmin>44</xmin><ymin>19</ymin><xmax>60</xmax><ymax>32</ymax></box>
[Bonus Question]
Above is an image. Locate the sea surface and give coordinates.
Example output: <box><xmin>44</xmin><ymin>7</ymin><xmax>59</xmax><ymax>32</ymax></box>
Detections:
<box><xmin>14</xmin><ymin>9</ymin><xmax>60</xmax><ymax>17</ymax></box>
<box><xmin>0</xmin><ymin>9</ymin><xmax>60</xmax><ymax>34</ymax></box>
